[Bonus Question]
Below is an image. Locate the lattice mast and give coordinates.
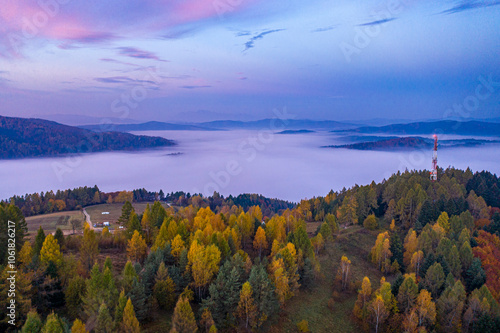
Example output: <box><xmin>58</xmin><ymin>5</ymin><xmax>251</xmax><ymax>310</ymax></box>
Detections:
<box><xmin>430</xmin><ymin>134</ymin><xmax>438</xmax><ymax>182</ymax></box>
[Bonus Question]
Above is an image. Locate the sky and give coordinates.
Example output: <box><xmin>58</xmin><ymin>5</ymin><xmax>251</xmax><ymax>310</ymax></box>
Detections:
<box><xmin>0</xmin><ymin>0</ymin><xmax>499</xmax><ymax>123</ymax></box>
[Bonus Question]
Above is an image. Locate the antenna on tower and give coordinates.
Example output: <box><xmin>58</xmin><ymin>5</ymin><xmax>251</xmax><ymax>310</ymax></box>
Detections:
<box><xmin>430</xmin><ymin>134</ymin><xmax>438</xmax><ymax>182</ymax></box>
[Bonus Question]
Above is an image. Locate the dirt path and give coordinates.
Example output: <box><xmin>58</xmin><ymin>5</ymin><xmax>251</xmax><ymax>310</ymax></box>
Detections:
<box><xmin>82</xmin><ymin>208</ymin><xmax>95</xmax><ymax>230</ymax></box>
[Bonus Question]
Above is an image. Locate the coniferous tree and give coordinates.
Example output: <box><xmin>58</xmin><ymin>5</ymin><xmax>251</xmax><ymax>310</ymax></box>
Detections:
<box><xmin>466</xmin><ymin>258</ymin><xmax>487</xmax><ymax>292</ymax></box>
<box><xmin>171</xmin><ymin>297</ymin><xmax>197</xmax><ymax>333</ymax></box>
<box><xmin>122</xmin><ymin>298</ymin><xmax>140</xmax><ymax>333</ymax></box>
<box><xmin>33</xmin><ymin>226</ymin><xmax>46</xmax><ymax>256</ymax></box>
<box><xmin>96</xmin><ymin>302</ymin><xmax>113</xmax><ymax>333</ymax></box>
<box><xmin>126</xmin><ymin>277</ymin><xmax>148</xmax><ymax>322</ymax></box>
<box><xmin>71</xmin><ymin>319</ymin><xmax>87</xmax><ymax>333</ymax></box>
<box><xmin>21</xmin><ymin>310</ymin><xmax>43</xmax><ymax>333</ymax></box>
<box><xmin>65</xmin><ymin>275</ymin><xmax>86</xmax><ymax>319</ymax></box>
<box><xmin>119</xmin><ymin>201</ymin><xmax>134</xmax><ymax>225</ymax></box>
<box><xmin>248</xmin><ymin>264</ymin><xmax>279</xmax><ymax>327</ymax></box>
<box><xmin>41</xmin><ymin>312</ymin><xmax>64</xmax><ymax>333</ymax></box>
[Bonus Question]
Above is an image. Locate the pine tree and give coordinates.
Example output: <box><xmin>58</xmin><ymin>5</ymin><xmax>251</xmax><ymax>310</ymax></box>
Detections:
<box><xmin>201</xmin><ymin>262</ymin><xmax>241</xmax><ymax>328</ymax></box>
<box><xmin>127</xmin><ymin>277</ymin><xmax>148</xmax><ymax>322</ymax></box>
<box><xmin>114</xmin><ymin>290</ymin><xmax>127</xmax><ymax>330</ymax></box>
<box><xmin>41</xmin><ymin>312</ymin><xmax>64</xmax><ymax>333</ymax></box>
<box><xmin>54</xmin><ymin>228</ymin><xmax>65</xmax><ymax>249</ymax></box>
<box><xmin>171</xmin><ymin>297</ymin><xmax>198</xmax><ymax>333</ymax></box>
<box><xmin>33</xmin><ymin>226</ymin><xmax>46</xmax><ymax>256</ymax></box>
<box><xmin>21</xmin><ymin>310</ymin><xmax>42</xmax><ymax>333</ymax></box>
<box><xmin>80</xmin><ymin>224</ymin><xmax>99</xmax><ymax>272</ymax></box>
<box><xmin>236</xmin><ymin>282</ymin><xmax>258</xmax><ymax>329</ymax></box>
<box><xmin>397</xmin><ymin>274</ymin><xmax>418</xmax><ymax>314</ymax></box>
<box><xmin>121</xmin><ymin>261</ymin><xmax>138</xmax><ymax>294</ymax></box>
<box><xmin>71</xmin><ymin>319</ymin><xmax>87</xmax><ymax>333</ymax></box>
<box><xmin>96</xmin><ymin>302</ymin><xmax>113</xmax><ymax>333</ymax></box>
<box><xmin>154</xmin><ymin>275</ymin><xmax>176</xmax><ymax>310</ymax></box>
<box><xmin>466</xmin><ymin>258</ymin><xmax>487</xmax><ymax>292</ymax></box>
<box><xmin>437</xmin><ymin>211</ymin><xmax>450</xmax><ymax>233</ymax></box>
<box><xmin>248</xmin><ymin>264</ymin><xmax>279</xmax><ymax>327</ymax></box>
<box><xmin>423</xmin><ymin>262</ymin><xmax>445</xmax><ymax>298</ymax></box>
<box><xmin>19</xmin><ymin>241</ymin><xmax>33</xmax><ymax>268</ymax></box>
<box><xmin>119</xmin><ymin>201</ymin><xmax>134</xmax><ymax>225</ymax></box>
<box><xmin>127</xmin><ymin>212</ymin><xmax>142</xmax><ymax>239</ymax></box>
<box><xmin>152</xmin><ymin>218</ymin><xmax>170</xmax><ymax>251</ymax></box>
<box><xmin>437</xmin><ymin>280</ymin><xmax>466</xmax><ymax>331</ymax></box>
<box><xmin>65</xmin><ymin>275</ymin><xmax>86</xmax><ymax>319</ymax></box>
<box><xmin>122</xmin><ymin>298</ymin><xmax>140</xmax><ymax>333</ymax></box>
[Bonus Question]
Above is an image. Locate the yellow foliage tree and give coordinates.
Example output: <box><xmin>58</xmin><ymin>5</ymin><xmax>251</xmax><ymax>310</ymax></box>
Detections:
<box><xmin>171</xmin><ymin>234</ymin><xmax>185</xmax><ymax>258</ymax></box>
<box><xmin>122</xmin><ymin>298</ymin><xmax>140</xmax><ymax>333</ymax></box>
<box><xmin>253</xmin><ymin>226</ymin><xmax>267</xmax><ymax>259</ymax></box>
<box><xmin>188</xmin><ymin>241</ymin><xmax>221</xmax><ymax>298</ymax></box>
<box><xmin>171</xmin><ymin>296</ymin><xmax>198</xmax><ymax>333</ymax></box>
<box><xmin>127</xmin><ymin>230</ymin><xmax>148</xmax><ymax>263</ymax></box>
<box><xmin>311</xmin><ymin>233</ymin><xmax>325</xmax><ymax>255</ymax></box>
<box><xmin>369</xmin><ymin>295</ymin><xmax>389</xmax><ymax>333</ymax></box>
<box><xmin>415</xmin><ymin>289</ymin><xmax>436</xmax><ymax>328</ymax></box>
<box><xmin>403</xmin><ymin>229</ymin><xmax>418</xmax><ymax>267</ymax></box>
<box><xmin>236</xmin><ymin>281</ymin><xmax>258</xmax><ymax>330</ymax></box>
<box><xmin>270</xmin><ymin>257</ymin><xmax>290</xmax><ymax>307</ymax></box>
<box><xmin>40</xmin><ymin>234</ymin><xmax>62</xmax><ymax>267</ymax></box>
<box><xmin>71</xmin><ymin>319</ymin><xmax>87</xmax><ymax>333</ymax></box>
<box><xmin>340</xmin><ymin>255</ymin><xmax>351</xmax><ymax>290</ymax></box>
<box><xmin>19</xmin><ymin>241</ymin><xmax>33</xmax><ymax>268</ymax></box>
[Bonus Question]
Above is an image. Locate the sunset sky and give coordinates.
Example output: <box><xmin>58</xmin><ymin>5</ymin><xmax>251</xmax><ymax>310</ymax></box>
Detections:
<box><xmin>0</xmin><ymin>0</ymin><xmax>499</xmax><ymax>123</ymax></box>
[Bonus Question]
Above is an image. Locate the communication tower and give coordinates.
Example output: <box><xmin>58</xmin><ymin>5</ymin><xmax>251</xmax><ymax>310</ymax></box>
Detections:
<box><xmin>430</xmin><ymin>135</ymin><xmax>438</xmax><ymax>182</ymax></box>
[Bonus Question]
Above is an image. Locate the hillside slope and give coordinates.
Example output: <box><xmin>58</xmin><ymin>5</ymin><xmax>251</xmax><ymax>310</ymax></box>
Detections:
<box><xmin>0</xmin><ymin>115</ymin><xmax>175</xmax><ymax>159</ymax></box>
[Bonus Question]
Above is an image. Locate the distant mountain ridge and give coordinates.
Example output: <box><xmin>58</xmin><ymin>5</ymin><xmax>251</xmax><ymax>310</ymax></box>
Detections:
<box><xmin>333</xmin><ymin>120</ymin><xmax>500</xmax><ymax>136</ymax></box>
<box><xmin>79</xmin><ymin>119</ymin><xmax>357</xmax><ymax>132</ymax></box>
<box><xmin>0</xmin><ymin>115</ymin><xmax>175</xmax><ymax>159</ymax></box>
<box><xmin>80</xmin><ymin>121</ymin><xmax>213</xmax><ymax>132</ymax></box>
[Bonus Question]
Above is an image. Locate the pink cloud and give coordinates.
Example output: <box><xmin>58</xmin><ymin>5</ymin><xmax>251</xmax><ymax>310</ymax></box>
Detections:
<box><xmin>0</xmin><ymin>0</ymin><xmax>262</xmax><ymax>57</ymax></box>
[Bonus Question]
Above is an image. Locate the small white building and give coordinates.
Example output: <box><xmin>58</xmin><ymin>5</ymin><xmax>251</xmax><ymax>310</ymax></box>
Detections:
<box><xmin>102</xmin><ymin>212</ymin><xmax>110</xmax><ymax>215</ymax></box>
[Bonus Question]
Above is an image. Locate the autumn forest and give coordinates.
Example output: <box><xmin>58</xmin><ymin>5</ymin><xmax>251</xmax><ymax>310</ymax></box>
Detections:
<box><xmin>1</xmin><ymin>168</ymin><xmax>500</xmax><ymax>332</ymax></box>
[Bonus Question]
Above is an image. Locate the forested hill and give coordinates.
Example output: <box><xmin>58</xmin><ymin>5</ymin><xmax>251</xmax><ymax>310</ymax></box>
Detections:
<box><xmin>1</xmin><ymin>168</ymin><xmax>500</xmax><ymax>332</ymax></box>
<box><xmin>0</xmin><ymin>115</ymin><xmax>175</xmax><ymax>159</ymax></box>
<box><xmin>334</xmin><ymin>120</ymin><xmax>500</xmax><ymax>136</ymax></box>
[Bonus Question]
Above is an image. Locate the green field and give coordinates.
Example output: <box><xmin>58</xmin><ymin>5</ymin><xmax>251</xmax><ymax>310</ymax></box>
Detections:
<box><xmin>84</xmin><ymin>202</ymin><xmax>171</xmax><ymax>226</ymax></box>
<box><xmin>25</xmin><ymin>210</ymin><xmax>85</xmax><ymax>237</ymax></box>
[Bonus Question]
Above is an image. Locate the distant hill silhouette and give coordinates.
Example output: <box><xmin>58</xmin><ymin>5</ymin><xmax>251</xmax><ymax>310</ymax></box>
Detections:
<box><xmin>0</xmin><ymin>115</ymin><xmax>175</xmax><ymax>159</ymax></box>
<box><xmin>333</xmin><ymin>120</ymin><xmax>500</xmax><ymax>136</ymax></box>
<box><xmin>80</xmin><ymin>121</ymin><xmax>213</xmax><ymax>132</ymax></box>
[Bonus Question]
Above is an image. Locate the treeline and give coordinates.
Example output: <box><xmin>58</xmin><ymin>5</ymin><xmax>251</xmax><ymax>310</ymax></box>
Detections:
<box><xmin>5</xmin><ymin>187</ymin><xmax>294</xmax><ymax>218</ymax></box>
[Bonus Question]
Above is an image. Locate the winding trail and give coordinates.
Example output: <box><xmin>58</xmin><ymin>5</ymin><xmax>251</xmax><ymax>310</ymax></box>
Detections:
<box><xmin>82</xmin><ymin>208</ymin><xmax>95</xmax><ymax>230</ymax></box>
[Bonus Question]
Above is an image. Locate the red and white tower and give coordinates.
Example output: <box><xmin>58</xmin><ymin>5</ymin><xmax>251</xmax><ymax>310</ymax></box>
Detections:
<box><xmin>430</xmin><ymin>134</ymin><xmax>438</xmax><ymax>182</ymax></box>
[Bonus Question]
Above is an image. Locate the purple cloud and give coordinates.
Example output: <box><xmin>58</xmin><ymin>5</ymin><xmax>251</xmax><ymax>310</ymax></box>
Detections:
<box><xmin>117</xmin><ymin>47</ymin><xmax>168</xmax><ymax>62</ymax></box>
